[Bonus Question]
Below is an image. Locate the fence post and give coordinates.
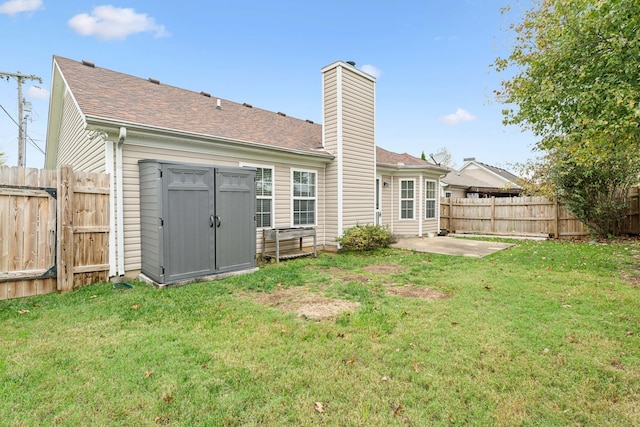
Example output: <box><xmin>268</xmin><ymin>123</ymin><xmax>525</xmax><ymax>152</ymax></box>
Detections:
<box><xmin>553</xmin><ymin>198</ymin><xmax>559</xmax><ymax>239</ymax></box>
<box><xmin>491</xmin><ymin>197</ymin><xmax>496</xmax><ymax>232</ymax></box>
<box><xmin>57</xmin><ymin>166</ymin><xmax>74</xmax><ymax>292</ymax></box>
<box><xmin>449</xmin><ymin>197</ymin><xmax>454</xmax><ymax>233</ymax></box>
<box><xmin>636</xmin><ymin>186</ymin><xmax>640</xmax><ymax>234</ymax></box>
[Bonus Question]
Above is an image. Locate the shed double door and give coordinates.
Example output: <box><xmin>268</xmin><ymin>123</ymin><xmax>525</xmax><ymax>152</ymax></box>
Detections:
<box><xmin>140</xmin><ymin>161</ymin><xmax>256</xmax><ymax>284</ymax></box>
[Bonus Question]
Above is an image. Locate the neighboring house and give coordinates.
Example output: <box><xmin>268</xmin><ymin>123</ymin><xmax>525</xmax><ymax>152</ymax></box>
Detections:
<box><xmin>45</xmin><ymin>56</ymin><xmax>448</xmax><ymax>279</ymax></box>
<box><xmin>441</xmin><ymin>157</ymin><xmax>522</xmax><ymax>198</ymax></box>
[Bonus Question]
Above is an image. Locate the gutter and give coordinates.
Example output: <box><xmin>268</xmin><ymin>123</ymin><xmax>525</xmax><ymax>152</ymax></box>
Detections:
<box><xmin>376</xmin><ymin>162</ymin><xmax>450</xmax><ymax>174</ymax></box>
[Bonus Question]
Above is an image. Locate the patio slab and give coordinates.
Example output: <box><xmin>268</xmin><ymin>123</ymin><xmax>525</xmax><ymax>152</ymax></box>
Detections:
<box><xmin>390</xmin><ymin>236</ymin><xmax>515</xmax><ymax>258</ymax></box>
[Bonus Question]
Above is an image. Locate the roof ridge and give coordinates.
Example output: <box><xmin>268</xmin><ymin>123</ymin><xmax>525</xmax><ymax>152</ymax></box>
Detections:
<box><xmin>53</xmin><ymin>55</ymin><xmax>318</xmax><ymax>126</ymax></box>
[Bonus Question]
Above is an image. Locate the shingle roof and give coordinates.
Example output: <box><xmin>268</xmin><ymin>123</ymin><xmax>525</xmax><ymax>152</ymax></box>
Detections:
<box><xmin>54</xmin><ymin>55</ymin><xmax>327</xmax><ymax>156</ymax></box>
<box><xmin>471</xmin><ymin>160</ymin><xmax>521</xmax><ymax>185</ymax></box>
<box><xmin>442</xmin><ymin>169</ymin><xmax>493</xmax><ymax>187</ymax></box>
<box><xmin>376</xmin><ymin>146</ymin><xmax>437</xmax><ymax>167</ymax></box>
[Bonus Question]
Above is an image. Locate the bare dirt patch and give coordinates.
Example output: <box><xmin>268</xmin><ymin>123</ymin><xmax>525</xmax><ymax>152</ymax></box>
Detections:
<box><xmin>244</xmin><ymin>286</ymin><xmax>360</xmax><ymax>320</ymax></box>
<box><xmin>620</xmin><ymin>270</ymin><xmax>640</xmax><ymax>288</ymax></box>
<box><xmin>341</xmin><ymin>274</ymin><xmax>371</xmax><ymax>283</ymax></box>
<box><xmin>386</xmin><ymin>285</ymin><xmax>450</xmax><ymax>300</ymax></box>
<box><xmin>362</xmin><ymin>264</ymin><xmax>405</xmax><ymax>275</ymax></box>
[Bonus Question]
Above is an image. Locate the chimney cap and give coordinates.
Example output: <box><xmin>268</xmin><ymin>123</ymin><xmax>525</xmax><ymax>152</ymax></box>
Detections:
<box><xmin>346</xmin><ymin>61</ymin><xmax>356</xmax><ymax>66</ymax></box>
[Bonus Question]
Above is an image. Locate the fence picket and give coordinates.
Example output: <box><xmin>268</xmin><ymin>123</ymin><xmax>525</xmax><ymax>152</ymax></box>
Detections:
<box><xmin>441</xmin><ymin>192</ymin><xmax>640</xmax><ymax>238</ymax></box>
<box><xmin>0</xmin><ymin>165</ymin><xmax>110</xmax><ymax>300</ymax></box>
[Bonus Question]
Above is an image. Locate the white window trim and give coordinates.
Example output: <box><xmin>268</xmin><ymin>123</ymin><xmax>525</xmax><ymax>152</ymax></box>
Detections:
<box><xmin>425</xmin><ymin>179</ymin><xmax>437</xmax><ymax>220</ymax></box>
<box><xmin>241</xmin><ymin>163</ymin><xmax>274</xmax><ymax>229</ymax></box>
<box><xmin>399</xmin><ymin>178</ymin><xmax>416</xmax><ymax>221</ymax></box>
<box><xmin>290</xmin><ymin>168</ymin><xmax>317</xmax><ymax>227</ymax></box>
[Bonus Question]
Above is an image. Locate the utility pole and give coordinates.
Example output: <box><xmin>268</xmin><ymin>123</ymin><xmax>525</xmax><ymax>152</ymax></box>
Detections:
<box><xmin>1</xmin><ymin>71</ymin><xmax>43</xmax><ymax>167</ymax></box>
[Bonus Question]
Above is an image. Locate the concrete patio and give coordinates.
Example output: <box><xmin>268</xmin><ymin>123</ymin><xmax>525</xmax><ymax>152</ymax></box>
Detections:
<box><xmin>390</xmin><ymin>236</ymin><xmax>515</xmax><ymax>258</ymax></box>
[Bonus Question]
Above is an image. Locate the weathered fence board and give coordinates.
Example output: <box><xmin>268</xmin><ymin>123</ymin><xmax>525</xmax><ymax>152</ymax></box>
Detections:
<box><xmin>1</xmin><ymin>165</ymin><xmax>110</xmax><ymax>300</ymax></box>
<box><xmin>441</xmin><ymin>189</ymin><xmax>640</xmax><ymax>239</ymax></box>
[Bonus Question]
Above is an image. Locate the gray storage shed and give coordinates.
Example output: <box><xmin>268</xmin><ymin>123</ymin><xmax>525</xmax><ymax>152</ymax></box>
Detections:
<box><xmin>139</xmin><ymin>160</ymin><xmax>256</xmax><ymax>284</ymax></box>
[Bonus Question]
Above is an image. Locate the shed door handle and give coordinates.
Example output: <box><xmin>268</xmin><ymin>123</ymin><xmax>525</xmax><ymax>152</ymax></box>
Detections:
<box><xmin>215</xmin><ymin>216</ymin><xmax>221</xmax><ymax>228</ymax></box>
<box><xmin>209</xmin><ymin>215</ymin><xmax>215</xmax><ymax>228</ymax></box>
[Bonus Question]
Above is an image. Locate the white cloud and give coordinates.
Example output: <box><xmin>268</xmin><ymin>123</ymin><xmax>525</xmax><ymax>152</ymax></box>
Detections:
<box><xmin>360</xmin><ymin>64</ymin><xmax>381</xmax><ymax>79</ymax></box>
<box><xmin>27</xmin><ymin>85</ymin><xmax>49</xmax><ymax>100</ymax></box>
<box><xmin>439</xmin><ymin>108</ymin><xmax>476</xmax><ymax>126</ymax></box>
<box><xmin>68</xmin><ymin>5</ymin><xmax>169</xmax><ymax>40</ymax></box>
<box><xmin>0</xmin><ymin>0</ymin><xmax>42</xmax><ymax>16</ymax></box>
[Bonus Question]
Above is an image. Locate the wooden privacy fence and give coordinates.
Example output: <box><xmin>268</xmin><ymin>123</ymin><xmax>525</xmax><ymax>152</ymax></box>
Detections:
<box><xmin>440</xmin><ymin>189</ymin><xmax>640</xmax><ymax>239</ymax></box>
<box><xmin>0</xmin><ymin>165</ymin><xmax>110</xmax><ymax>300</ymax></box>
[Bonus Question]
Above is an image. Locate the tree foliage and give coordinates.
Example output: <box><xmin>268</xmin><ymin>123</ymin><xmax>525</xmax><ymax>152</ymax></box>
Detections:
<box><xmin>495</xmin><ymin>0</ymin><xmax>640</xmax><ymax>237</ymax></box>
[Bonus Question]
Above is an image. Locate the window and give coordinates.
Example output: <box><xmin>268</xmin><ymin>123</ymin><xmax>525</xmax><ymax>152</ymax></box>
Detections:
<box><xmin>292</xmin><ymin>170</ymin><xmax>316</xmax><ymax>226</ymax></box>
<box><xmin>425</xmin><ymin>179</ymin><xmax>437</xmax><ymax>219</ymax></box>
<box><xmin>255</xmin><ymin>167</ymin><xmax>274</xmax><ymax>228</ymax></box>
<box><xmin>400</xmin><ymin>179</ymin><xmax>414</xmax><ymax>219</ymax></box>
<box><xmin>445</xmin><ymin>191</ymin><xmax>452</xmax><ymax>198</ymax></box>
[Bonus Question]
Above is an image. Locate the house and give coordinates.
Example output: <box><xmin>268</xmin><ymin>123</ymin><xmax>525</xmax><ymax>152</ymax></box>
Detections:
<box><xmin>45</xmin><ymin>56</ymin><xmax>448</xmax><ymax>279</ymax></box>
<box><xmin>441</xmin><ymin>157</ymin><xmax>522</xmax><ymax>198</ymax></box>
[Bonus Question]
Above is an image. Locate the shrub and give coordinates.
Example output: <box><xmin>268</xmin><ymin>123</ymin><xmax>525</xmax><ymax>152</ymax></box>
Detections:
<box><xmin>336</xmin><ymin>224</ymin><xmax>393</xmax><ymax>251</ymax></box>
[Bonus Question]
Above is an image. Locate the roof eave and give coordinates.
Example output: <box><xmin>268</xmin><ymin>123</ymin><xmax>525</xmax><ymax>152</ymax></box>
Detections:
<box><xmin>376</xmin><ymin>162</ymin><xmax>449</xmax><ymax>174</ymax></box>
<box><xmin>86</xmin><ymin>115</ymin><xmax>334</xmax><ymax>163</ymax></box>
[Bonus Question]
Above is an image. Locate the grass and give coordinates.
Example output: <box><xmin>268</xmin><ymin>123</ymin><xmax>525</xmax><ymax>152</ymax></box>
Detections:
<box><xmin>1</xmin><ymin>239</ymin><xmax>640</xmax><ymax>426</ymax></box>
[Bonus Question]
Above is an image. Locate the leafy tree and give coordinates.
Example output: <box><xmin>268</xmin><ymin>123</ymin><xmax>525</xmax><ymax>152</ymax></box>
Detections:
<box><xmin>495</xmin><ymin>0</ymin><xmax>640</xmax><ymax>237</ymax></box>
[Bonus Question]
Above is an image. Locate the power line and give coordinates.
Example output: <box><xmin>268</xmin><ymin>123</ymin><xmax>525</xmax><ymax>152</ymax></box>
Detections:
<box><xmin>1</xmin><ymin>71</ymin><xmax>43</xmax><ymax>166</ymax></box>
<box><xmin>0</xmin><ymin>102</ymin><xmax>45</xmax><ymax>155</ymax></box>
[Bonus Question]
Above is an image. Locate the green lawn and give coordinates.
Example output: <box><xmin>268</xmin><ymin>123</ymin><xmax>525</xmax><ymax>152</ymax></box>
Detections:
<box><xmin>2</xmin><ymin>239</ymin><xmax>639</xmax><ymax>426</ymax></box>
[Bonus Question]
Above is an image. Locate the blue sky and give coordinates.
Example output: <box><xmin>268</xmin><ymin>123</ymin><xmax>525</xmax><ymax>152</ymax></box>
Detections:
<box><xmin>0</xmin><ymin>0</ymin><xmax>536</xmax><ymax>170</ymax></box>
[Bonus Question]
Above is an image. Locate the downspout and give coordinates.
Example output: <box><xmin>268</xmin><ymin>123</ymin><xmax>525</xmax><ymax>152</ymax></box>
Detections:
<box><xmin>336</xmin><ymin>66</ymin><xmax>343</xmax><ymax>240</ymax></box>
<box><xmin>390</xmin><ymin>175</ymin><xmax>395</xmax><ymax>234</ymax></box>
<box><xmin>105</xmin><ymin>139</ymin><xmax>116</xmax><ymax>277</ymax></box>
<box><xmin>418</xmin><ymin>175</ymin><xmax>423</xmax><ymax>237</ymax></box>
<box><xmin>437</xmin><ymin>172</ymin><xmax>447</xmax><ymax>232</ymax></box>
<box><xmin>116</xmin><ymin>127</ymin><xmax>126</xmax><ymax>275</ymax></box>
<box><xmin>323</xmin><ymin>165</ymin><xmax>327</xmax><ymax>250</ymax></box>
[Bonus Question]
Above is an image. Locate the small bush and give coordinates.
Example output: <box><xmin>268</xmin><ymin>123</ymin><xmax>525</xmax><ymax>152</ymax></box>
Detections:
<box><xmin>336</xmin><ymin>224</ymin><xmax>393</xmax><ymax>251</ymax></box>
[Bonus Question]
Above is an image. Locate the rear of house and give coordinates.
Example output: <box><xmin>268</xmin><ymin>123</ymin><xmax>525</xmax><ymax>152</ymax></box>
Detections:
<box><xmin>45</xmin><ymin>56</ymin><xmax>446</xmax><ymax>279</ymax></box>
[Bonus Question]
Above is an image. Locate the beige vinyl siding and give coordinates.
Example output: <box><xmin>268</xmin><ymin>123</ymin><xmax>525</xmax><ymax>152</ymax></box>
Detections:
<box><xmin>462</xmin><ymin>164</ymin><xmax>508</xmax><ymax>187</ymax></box>
<box><xmin>119</xmin><ymin>141</ymin><xmax>327</xmax><ymax>272</ymax></box>
<box><xmin>341</xmin><ymin>70</ymin><xmax>375</xmax><ymax>229</ymax></box>
<box><xmin>446</xmin><ymin>187</ymin><xmax>466</xmax><ymax>198</ymax></box>
<box><xmin>56</xmin><ymin>90</ymin><xmax>105</xmax><ymax>173</ymax></box>
<box><xmin>377</xmin><ymin>172</ymin><xmax>442</xmax><ymax>237</ymax></box>
<box><xmin>322</xmin><ymin>63</ymin><xmax>376</xmax><ymax>244</ymax></box>
<box><xmin>393</xmin><ymin>176</ymin><xmax>420</xmax><ymax>237</ymax></box>
<box><xmin>322</xmin><ymin>67</ymin><xmax>339</xmax><ymax>245</ymax></box>
<box><xmin>380</xmin><ymin>174</ymin><xmax>394</xmax><ymax>233</ymax></box>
